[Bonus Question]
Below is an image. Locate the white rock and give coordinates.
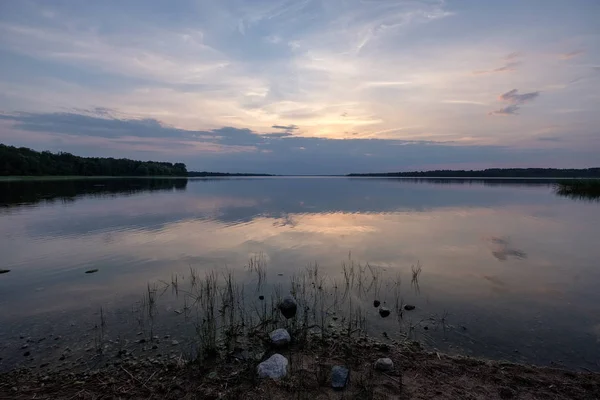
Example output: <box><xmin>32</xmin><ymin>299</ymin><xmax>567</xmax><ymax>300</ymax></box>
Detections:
<box><xmin>257</xmin><ymin>354</ymin><xmax>288</xmax><ymax>379</ymax></box>
<box><xmin>269</xmin><ymin>328</ymin><xmax>291</xmax><ymax>346</ymax></box>
<box><xmin>374</xmin><ymin>357</ymin><xmax>394</xmax><ymax>371</ymax></box>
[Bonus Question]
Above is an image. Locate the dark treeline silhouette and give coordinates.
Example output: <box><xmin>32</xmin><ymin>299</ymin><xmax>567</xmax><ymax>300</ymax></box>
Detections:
<box><xmin>0</xmin><ymin>144</ymin><xmax>187</xmax><ymax>176</ymax></box>
<box><xmin>348</xmin><ymin>168</ymin><xmax>600</xmax><ymax>178</ymax></box>
<box><xmin>188</xmin><ymin>171</ymin><xmax>272</xmax><ymax>177</ymax></box>
<box><xmin>0</xmin><ymin>178</ymin><xmax>188</xmax><ymax>209</ymax></box>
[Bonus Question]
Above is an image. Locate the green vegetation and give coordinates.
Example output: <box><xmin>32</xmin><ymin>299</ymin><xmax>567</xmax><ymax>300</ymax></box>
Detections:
<box><xmin>555</xmin><ymin>180</ymin><xmax>600</xmax><ymax>200</ymax></box>
<box><xmin>349</xmin><ymin>168</ymin><xmax>600</xmax><ymax>178</ymax></box>
<box><xmin>0</xmin><ymin>144</ymin><xmax>187</xmax><ymax>176</ymax></box>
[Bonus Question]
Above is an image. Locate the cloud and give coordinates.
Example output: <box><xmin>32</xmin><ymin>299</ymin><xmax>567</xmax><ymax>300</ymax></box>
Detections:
<box><xmin>504</xmin><ymin>52</ymin><xmax>522</xmax><ymax>60</ymax></box>
<box><xmin>559</xmin><ymin>50</ymin><xmax>584</xmax><ymax>60</ymax></box>
<box><xmin>0</xmin><ymin>0</ymin><xmax>598</xmax><ymax>166</ymax></box>
<box><xmin>7</xmin><ymin>109</ymin><xmax>595</xmax><ymax>174</ymax></box>
<box><xmin>272</xmin><ymin>124</ymin><xmax>298</xmax><ymax>130</ymax></box>
<box><xmin>473</xmin><ymin>52</ymin><xmax>522</xmax><ymax>75</ymax></box>
<box><xmin>488</xmin><ymin>89</ymin><xmax>540</xmax><ymax>116</ymax></box>
<box><xmin>498</xmin><ymin>89</ymin><xmax>540</xmax><ymax>104</ymax></box>
<box><xmin>537</xmin><ymin>136</ymin><xmax>563</xmax><ymax>142</ymax></box>
<box><xmin>488</xmin><ymin>105</ymin><xmax>520</xmax><ymax>116</ymax></box>
<box><xmin>442</xmin><ymin>100</ymin><xmax>487</xmax><ymax>106</ymax></box>
<box><xmin>473</xmin><ymin>61</ymin><xmax>520</xmax><ymax>75</ymax></box>
<box><xmin>0</xmin><ymin>111</ymin><xmax>271</xmax><ymax>148</ymax></box>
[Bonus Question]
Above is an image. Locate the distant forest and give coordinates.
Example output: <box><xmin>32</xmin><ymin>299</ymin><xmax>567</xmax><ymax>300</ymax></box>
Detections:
<box><xmin>348</xmin><ymin>168</ymin><xmax>600</xmax><ymax>178</ymax></box>
<box><xmin>0</xmin><ymin>144</ymin><xmax>187</xmax><ymax>176</ymax></box>
<box><xmin>187</xmin><ymin>171</ymin><xmax>272</xmax><ymax>177</ymax></box>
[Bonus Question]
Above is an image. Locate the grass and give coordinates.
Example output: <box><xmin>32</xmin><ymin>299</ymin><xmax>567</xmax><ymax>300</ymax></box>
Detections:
<box><xmin>147</xmin><ymin>258</ymin><xmax>426</xmax><ymax>366</ymax></box>
<box><xmin>555</xmin><ymin>179</ymin><xmax>600</xmax><ymax>200</ymax></box>
<box><xmin>6</xmin><ymin>258</ymin><xmax>600</xmax><ymax>399</ymax></box>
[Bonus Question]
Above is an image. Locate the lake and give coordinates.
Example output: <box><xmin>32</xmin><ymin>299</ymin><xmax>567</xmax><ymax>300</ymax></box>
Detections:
<box><xmin>0</xmin><ymin>177</ymin><xmax>599</xmax><ymax>372</ymax></box>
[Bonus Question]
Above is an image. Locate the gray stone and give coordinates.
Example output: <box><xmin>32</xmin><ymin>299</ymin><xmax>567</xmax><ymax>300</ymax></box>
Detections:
<box><xmin>171</xmin><ymin>340</ymin><xmax>179</xmax><ymax>346</ymax></box>
<box><xmin>331</xmin><ymin>365</ymin><xmax>349</xmax><ymax>390</ymax></box>
<box><xmin>270</xmin><ymin>328</ymin><xmax>291</xmax><ymax>346</ymax></box>
<box><xmin>374</xmin><ymin>357</ymin><xmax>394</xmax><ymax>371</ymax></box>
<box><xmin>379</xmin><ymin>307</ymin><xmax>391</xmax><ymax>318</ymax></box>
<box><xmin>278</xmin><ymin>295</ymin><xmax>297</xmax><ymax>319</ymax></box>
<box><xmin>257</xmin><ymin>354</ymin><xmax>288</xmax><ymax>379</ymax></box>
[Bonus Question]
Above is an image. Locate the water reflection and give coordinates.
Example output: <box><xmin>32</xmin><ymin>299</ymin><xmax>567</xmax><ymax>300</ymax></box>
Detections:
<box><xmin>0</xmin><ymin>177</ymin><xmax>599</xmax><ymax>371</ymax></box>
<box><xmin>485</xmin><ymin>237</ymin><xmax>528</xmax><ymax>261</ymax></box>
<box><xmin>0</xmin><ymin>178</ymin><xmax>187</xmax><ymax>210</ymax></box>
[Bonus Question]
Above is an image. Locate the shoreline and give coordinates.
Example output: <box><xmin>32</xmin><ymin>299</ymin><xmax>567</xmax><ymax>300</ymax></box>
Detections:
<box><xmin>1</xmin><ymin>334</ymin><xmax>598</xmax><ymax>399</ymax></box>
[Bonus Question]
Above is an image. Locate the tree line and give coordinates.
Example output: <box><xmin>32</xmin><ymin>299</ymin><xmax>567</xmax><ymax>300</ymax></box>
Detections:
<box><xmin>187</xmin><ymin>171</ymin><xmax>272</xmax><ymax>177</ymax></box>
<box><xmin>0</xmin><ymin>144</ymin><xmax>187</xmax><ymax>176</ymax></box>
<box><xmin>348</xmin><ymin>168</ymin><xmax>600</xmax><ymax>178</ymax></box>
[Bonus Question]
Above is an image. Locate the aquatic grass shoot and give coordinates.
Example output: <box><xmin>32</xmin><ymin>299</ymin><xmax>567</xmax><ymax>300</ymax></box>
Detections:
<box><xmin>127</xmin><ymin>257</ymin><xmax>429</xmax><ymax>366</ymax></box>
<box><xmin>555</xmin><ymin>180</ymin><xmax>600</xmax><ymax>201</ymax></box>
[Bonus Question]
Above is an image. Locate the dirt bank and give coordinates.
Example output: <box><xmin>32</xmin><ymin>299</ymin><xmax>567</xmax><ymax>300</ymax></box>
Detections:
<box><xmin>1</xmin><ymin>335</ymin><xmax>599</xmax><ymax>400</ymax></box>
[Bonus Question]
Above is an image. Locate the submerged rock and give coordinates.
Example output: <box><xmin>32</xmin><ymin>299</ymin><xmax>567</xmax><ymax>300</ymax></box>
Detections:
<box><xmin>331</xmin><ymin>366</ymin><xmax>349</xmax><ymax>390</ymax></box>
<box><xmin>85</xmin><ymin>269</ymin><xmax>99</xmax><ymax>274</ymax></box>
<box><xmin>373</xmin><ymin>300</ymin><xmax>381</xmax><ymax>308</ymax></box>
<box><xmin>278</xmin><ymin>295</ymin><xmax>297</xmax><ymax>319</ymax></box>
<box><xmin>0</xmin><ymin>269</ymin><xmax>10</xmax><ymax>274</ymax></box>
<box><xmin>270</xmin><ymin>328</ymin><xmax>291</xmax><ymax>346</ymax></box>
<box><xmin>379</xmin><ymin>307</ymin><xmax>391</xmax><ymax>318</ymax></box>
<box><xmin>404</xmin><ymin>304</ymin><xmax>416</xmax><ymax>311</ymax></box>
<box><xmin>374</xmin><ymin>357</ymin><xmax>394</xmax><ymax>371</ymax></box>
<box><xmin>257</xmin><ymin>354</ymin><xmax>288</xmax><ymax>379</ymax></box>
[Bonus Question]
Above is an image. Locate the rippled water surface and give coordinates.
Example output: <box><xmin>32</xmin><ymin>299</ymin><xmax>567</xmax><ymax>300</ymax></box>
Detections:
<box><xmin>0</xmin><ymin>177</ymin><xmax>599</xmax><ymax>371</ymax></box>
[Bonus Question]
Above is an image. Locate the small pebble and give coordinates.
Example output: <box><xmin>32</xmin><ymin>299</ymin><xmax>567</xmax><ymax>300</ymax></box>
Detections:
<box><xmin>171</xmin><ymin>340</ymin><xmax>179</xmax><ymax>346</ymax></box>
<box><xmin>331</xmin><ymin>366</ymin><xmax>349</xmax><ymax>390</ymax></box>
<box><xmin>374</xmin><ymin>357</ymin><xmax>394</xmax><ymax>371</ymax></box>
<box><xmin>379</xmin><ymin>307</ymin><xmax>391</xmax><ymax>318</ymax></box>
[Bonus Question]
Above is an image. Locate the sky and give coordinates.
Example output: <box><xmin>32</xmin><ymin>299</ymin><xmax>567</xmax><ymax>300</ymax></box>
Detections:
<box><xmin>0</xmin><ymin>0</ymin><xmax>599</xmax><ymax>174</ymax></box>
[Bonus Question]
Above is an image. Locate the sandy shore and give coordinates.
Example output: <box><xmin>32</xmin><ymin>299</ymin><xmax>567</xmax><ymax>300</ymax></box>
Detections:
<box><xmin>1</xmin><ymin>334</ymin><xmax>599</xmax><ymax>400</ymax></box>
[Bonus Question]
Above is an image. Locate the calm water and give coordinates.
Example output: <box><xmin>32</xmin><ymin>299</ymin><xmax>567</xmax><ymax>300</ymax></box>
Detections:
<box><xmin>0</xmin><ymin>177</ymin><xmax>599</xmax><ymax>371</ymax></box>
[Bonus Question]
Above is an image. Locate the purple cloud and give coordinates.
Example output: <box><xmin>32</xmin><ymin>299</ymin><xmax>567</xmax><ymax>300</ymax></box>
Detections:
<box><xmin>488</xmin><ymin>105</ymin><xmax>520</xmax><ymax>116</ymax></box>
<box><xmin>498</xmin><ymin>89</ymin><xmax>540</xmax><ymax>104</ymax></box>
<box><xmin>488</xmin><ymin>89</ymin><xmax>540</xmax><ymax>116</ymax></box>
